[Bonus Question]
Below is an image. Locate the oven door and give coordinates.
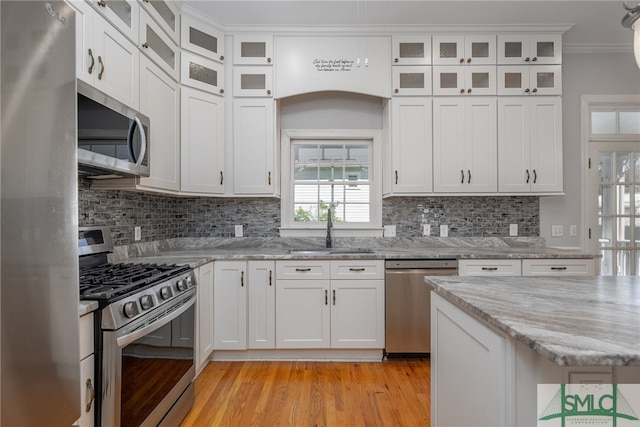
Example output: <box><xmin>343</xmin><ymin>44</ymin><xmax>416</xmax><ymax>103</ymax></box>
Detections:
<box><xmin>101</xmin><ymin>289</ymin><xmax>196</xmax><ymax>427</ymax></box>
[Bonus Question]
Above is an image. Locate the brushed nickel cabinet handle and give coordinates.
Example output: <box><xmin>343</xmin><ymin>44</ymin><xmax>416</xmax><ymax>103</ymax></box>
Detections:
<box><xmin>533</xmin><ymin>169</ymin><xmax>537</xmax><ymax>183</ymax></box>
<box><xmin>269</xmin><ymin>270</ymin><xmax>272</xmax><ymax>286</ymax></box>
<box><xmin>526</xmin><ymin>169</ymin><xmax>530</xmax><ymax>183</ymax></box>
<box><xmin>395</xmin><ymin>170</ymin><xmax>398</xmax><ymax>185</ymax></box>
<box><xmin>461</xmin><ymin>170</ymin><xmax>464</xmax><ymax>184</ymax></box>
<box><xmin>349</xmin><ymin>268</ymin><xmax>365</xmax><ymax>272</ymax></box>
<box><xmin>220</xmin><ymin>171</ymin><xmax>224</xmax><ymax>185</ymax></box>
<box><xmin>97</xmin><ymin>56</ymin><xmax>104</xmax><ymax>80</ymax></box>
<box><xmin>332</xmin><ymin>289</ymin><xmax>336</xmax><ymax>305</ymax></box>
<box><xmin>240</xmin><ymin>271</ymin><xmax>244</xmax><ymax>286</ymax></box>
<box><xmin>295</xmin><ymin>268</ymin><xmax>311</xmax><ymax>272</ymax></box>
<box><xmin>481</xmin><ymin>267</ymin><xmax>498</xmax><ymax>271</ymax></box>
<box><xmin>85</xmin><ymin>379</ymin><xmax>95</xmax><ymax>412</ymax></box>
<box><xmin>325</xmin><ymin>289</ymin><xmax>328</xmax><ymax>305</ymax></box>
<box><xmin>88</xmin><ymin>48</ymin><xmax>95</xmax><ymax>74</ymax></box>
<box><xmin>551</xmin><ymin>266</ymin><xmax>567</xmax><ymax>271</ymax></box>
<box><xmin>468</xmin><ymin>170</ymin><xmax>471</xmax><ymax>184</ymax></box>
<box><xmin>268</xmin><ymin>171</ymin><xmax>271</xmax><ymax>185</ymax></box>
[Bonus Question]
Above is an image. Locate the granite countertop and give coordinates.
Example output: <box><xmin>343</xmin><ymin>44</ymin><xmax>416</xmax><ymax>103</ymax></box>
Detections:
<box><xmin>110</xmin><ymin>237</ymin><xmax>597</xmax><ymax>268</ymax></box>
<box><xmin>425</xmin><ymin>275</ymin><xmax>640</xmax><ymax>366</ymax></box>
<box><xmin>79</xmin><ymin>300</ymin><xmax>98</xmax><ymax>316</ymax></box>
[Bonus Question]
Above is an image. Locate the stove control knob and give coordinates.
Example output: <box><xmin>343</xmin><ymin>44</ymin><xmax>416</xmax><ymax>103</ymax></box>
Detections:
<box><xmin>160</xmin><ymin>286</ymin><xmax>173</xmax><ymax>300</ymax></box>
<box><xmin>176</xmin><ymin>279</ymin><xmax>187</xmax><ymax>292</ymax></box>
<box><xmin>185</xmin><ymin>276</ymin><xmax>193</xmax><ymax>288</ymax></box>
<box><xmin>123</xmin><ymin>302</ymin><xmax>139</xmax><ymax>318</ymax></box>
<box><xmin>140</xmin><ymin>295</ymin><xmax>154</xmax><ymax>310</ymax></box>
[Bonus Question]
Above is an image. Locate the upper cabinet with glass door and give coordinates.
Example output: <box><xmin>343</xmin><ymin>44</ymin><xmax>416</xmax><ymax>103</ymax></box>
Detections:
<box><xmin>498</xmin><ymin>34</ymin><xmax>562</xmax><ymax>65</ymax></box>
<box><xmin>90</xmin><ymin>0</ymin><xmax>139</xmax><ymax>43</ymax></box>
<box><xmin>497</xmin><ymin>65</ymin><xmax>561</xmax><ymax>96</ymax></box>
<box><xmin>234</xmin><ymin>36</ymin><xmax>274</xmax><ymax>65</ymax></box>
<box><xmin>138</xmin><ymin>0</ymin><xmax>180</xmax><ymax>44</ymax></box>
<box><xmin>392</xmin><ymin>36</ymin><xmax>431</xmax><ymax>65</ymax></box>
<box><xmin>181</xmin><ymin>12</ymin><xmax>225</xmax><ymax>63</ymax></box>
<box><xmin>432</xmin><ymin>35</ymin><xmax>496</xmax><ymax>65</ymax></box>
<box><xmin>139</xmin><ymin>10</ymin><xmax>179</xmax><ymax>81</ymax></box>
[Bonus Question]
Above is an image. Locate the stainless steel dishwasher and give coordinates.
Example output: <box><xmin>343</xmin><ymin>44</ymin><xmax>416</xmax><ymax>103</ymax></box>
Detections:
<box><xmin>385</xmin><ymin>259</ymin><xmax>458</xmax><ymax>356</ymax></box>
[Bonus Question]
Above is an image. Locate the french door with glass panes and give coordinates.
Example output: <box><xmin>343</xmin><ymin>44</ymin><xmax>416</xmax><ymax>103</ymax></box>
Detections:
<box><xmin>586</xmin><ymin>98</ymin><xmax>640</xmax><ymax>276</ymax></box>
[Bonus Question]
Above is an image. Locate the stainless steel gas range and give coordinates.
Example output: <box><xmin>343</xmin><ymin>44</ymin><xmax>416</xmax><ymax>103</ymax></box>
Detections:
<box><xmin>79</xmin><ymin>227</ymin><xmax>197</xmax><ymax>427</ymax></box>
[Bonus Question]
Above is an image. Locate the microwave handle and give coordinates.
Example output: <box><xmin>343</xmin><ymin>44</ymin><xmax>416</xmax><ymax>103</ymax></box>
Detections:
<box><xmin>127</xmin><ymin>116</ymin><xmax>147</xmax><ymax>167</ymax></box>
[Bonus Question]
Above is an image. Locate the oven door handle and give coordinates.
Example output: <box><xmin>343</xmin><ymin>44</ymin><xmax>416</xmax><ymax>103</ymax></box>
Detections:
<box><xmin>116</xmin><ymin>292</ymin><xmax>195</xmax><ymax>348</ymax></box>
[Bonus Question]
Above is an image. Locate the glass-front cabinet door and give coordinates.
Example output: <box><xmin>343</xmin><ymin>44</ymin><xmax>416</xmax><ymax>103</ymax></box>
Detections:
<box><xmin>181</xmin><ymin>51</ymin><xmax>225</xmax><ymax>96</ymax></box>
<box><xmin>139</xmin><ymin>0</ymin><xmax>180</xmax><ymax>43</ymax></box>
<box><xmin>233</xmin><ymin>36</ymin><xmax>274</xmax><ymax>65</ymax></box>
<box><xmin>432</xmin><ymin>35</ymin><xmax>496</xmax><ymax>65</ymax></box>
<box><xmin>139</xmin><ymin>11</ymin><xmax>179</xmax><ymax>81</ymax></box>
<box><xmin>497</xmin><ymin>65</ymin><xmax>561</xmax><ymax>96</ymax></box>
<box><xmin>392</xmin><ymin>66</ymin><xmax>432</xmax><ymax>96</ymax></box>
<box><xmin>233</xmin><ymin>67</ymin><xmax>274</xmax><ymax>97</ymax></box>
<box><xmin>392</xmin><ymin>35</ymin><xmax>431</xmax><ymax>65</ymax></box>
<box><xmin>433</xmin><ymin>66</ymin><xmax>496</xmax><ymax>96</ymax></box>
<box><xmin>498</xmin><ymin>34</ymin><xmax>562</xmax><ymax>65</ymax></box>
<box><xmin>181</xmin><ymin>13</ymin><xmax>225</xmax><ymax>63</ymax></box>
<box><xmin>92</xmin><ymin>0</ymin><xmax>139</xmax><ymax>43</ymax></box>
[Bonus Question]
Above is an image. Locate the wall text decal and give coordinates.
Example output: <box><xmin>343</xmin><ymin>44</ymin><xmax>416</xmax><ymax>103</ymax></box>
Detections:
<box><xmin>313</xmin><ymin>58</ymin><xmax>355</xmax><ymax>72</ymax></box>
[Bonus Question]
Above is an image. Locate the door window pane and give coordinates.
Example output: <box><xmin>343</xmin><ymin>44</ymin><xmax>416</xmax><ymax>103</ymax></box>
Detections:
<box><xmin>591</xmin><ymin>111</ymin><xmax>616</xmax><ymax>134</ymax></box>
<box><xmin>620</xmin><ymin>111</ymin><xmax>640</xmax><ymax>134</ymax></box>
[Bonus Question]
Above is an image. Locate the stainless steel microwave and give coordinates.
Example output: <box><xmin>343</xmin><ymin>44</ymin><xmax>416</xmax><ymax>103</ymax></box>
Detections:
<box><xmin>77</xmin><ymin>81</ymin><xmax>150</xmax><ymax>178</ymax></box>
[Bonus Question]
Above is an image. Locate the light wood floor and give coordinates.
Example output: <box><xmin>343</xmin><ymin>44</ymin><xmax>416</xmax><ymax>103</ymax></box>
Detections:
<box><xmin>180</xmin><ymin>358</ymin><xmax>430</xmax><ymax>427</ymax></box>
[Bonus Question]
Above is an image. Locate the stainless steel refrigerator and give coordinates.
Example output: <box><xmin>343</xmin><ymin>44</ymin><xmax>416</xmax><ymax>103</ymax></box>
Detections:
<box><xmin>1</xmin><ymin>1</ymin><xmax>80</xmax><ymax>425</ymax></box>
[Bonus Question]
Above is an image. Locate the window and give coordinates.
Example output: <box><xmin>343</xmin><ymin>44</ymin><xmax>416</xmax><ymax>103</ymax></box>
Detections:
<box><xmin>584</xmin><ymin>96</ymin><xmax>640</xmax><ymax>275</ymax></box>
<box><xmin>280</xmin><ymin>130</ymin><xmax>382</xmax><ymax>236</ymax></box>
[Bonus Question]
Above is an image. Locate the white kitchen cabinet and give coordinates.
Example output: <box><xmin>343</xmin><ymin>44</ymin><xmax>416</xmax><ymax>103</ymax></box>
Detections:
<box><xmin>181</xmin><ymin>51</ymin><xmax>225</xmax><ymax>96</ymax></box>
<box><xmin>432</xmin><ymin>35</ymin><xmax>496</xmax><ymax>65</ymax></box>
<box><xmin>72</xmin><ymin>0</ymin><xmax>140</xmax><ymax>109</ymax></box>
<box><xmin>139</xmin><ymin>10</ymin><xmax>179</xmax><ymax>81</ymax></box>
<box><xmin>498</xmin><ymin>97</ymin><xmax>563</xmax><ymax>193</ymax></box>
<box><xmin>497</xmin><ymin>65</ymin><xmax>562</xmax><ymax>96</ymax></box>
<box><xmin>431</xmin><ymin>293</ymin><xmax>510</xmax><ymax>427</ymax></box>
<box><xmin>458</xmin><ymin>259</ymin><xmax>522</xmax><ymax>276</ymax></box>
<box><xmin>138</xmin><ymin>0</ymin><xmax>180</xmax><ymax>44</ymax></box>
<box><xmin>233</xmin><ymin>67</ymin><xmax>274</xmax><ymax>97</ymax></box>
<box><xmin>196</xmin><ymin>262</ymin><xmax>214</xmax><ymax>374</ymax></box>
<box><xmin>497</xmin><ymin>34</ymin><xmax>562</xmax><ymax>65</ymax></box>
<box><xmin>389</xmin><ymin>98</ymin><xmax>433</xmax><ymax>194</ymax></box>
<box><xmin>248</xmin><ymin>261</ymin><xmax>276</xmax><ymax>349</ymax></box>
<box><xmin>214</xmin><ymin>261</ymin><xmax>247</xmax><ymax>350</ymax></box>
<box><xmin>181</xmin><ymin>12</ymin><xmax>225</xmax><ymax>63</ymax></box>
<box><xmin>138</xmin><ymin>55</ymin><xmax>180</xmax><ymax>191</ymax></box>
<box><xmin>392</xmin><ymin>35</ymin><xmax>432</xmax><ymax>65</ymax></box>
<box><xmin>275</xmin><ymin>260</ymin><xmax>384</xmax><ymax>350</ymax></box>
<box><xmin>89</xmin><ymin>0</ymin><xmax>140</xmax><ymax>43</ymax></box>
<box><xmin>392</xmin><ymin>66</ymin><xmax>432</xmax><ymax>96</ymax></box>
<box><xmin>233</xmin><ymin>99</ymin><xmax>277</xmax><ymax>195</ymax></box>
<box><xmin>180</xmin><ymin>87</ymin><xmax>225</xmax><ymax>194</ymax></box>
<box><xmin>76</xmin><ymin>313</ymin><xmax>95</xmax><ymax>427</ymax></box>
<box><xmin>522</xmin><ymin>259</ymin><xmax>596</xmax><ymax>276</ymax></box>
<box><xmin>433</xmin><ymin>97</ymin><xmax>497</xmax><ymax>193</ymax></box>
<box><xmin>433</xmin><ymin>65</ymin><xmax>496</xmax><ymax>96</ymax></box>
<box><xmin>233</xmin><ymin>35</ymin><xmax>274</xmax><ymax>65</ymax></box>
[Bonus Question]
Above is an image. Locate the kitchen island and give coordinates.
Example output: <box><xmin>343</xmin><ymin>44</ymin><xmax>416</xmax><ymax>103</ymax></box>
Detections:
<box><xmin>425</xmin><ymin>276</ymin><xmax>640</xmax><ymax>427</ymax></box>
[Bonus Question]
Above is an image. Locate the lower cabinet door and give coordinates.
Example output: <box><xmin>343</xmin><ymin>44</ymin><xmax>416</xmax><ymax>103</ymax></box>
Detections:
<box><xmin>248</xmin><ymin>261</ymin><xmax>276</xmax><ymax>349</ymax></box>
<box><xmin>275</xmin><ymin>279</ymin><xmax>330</xmax><ymax>349</ymax></box>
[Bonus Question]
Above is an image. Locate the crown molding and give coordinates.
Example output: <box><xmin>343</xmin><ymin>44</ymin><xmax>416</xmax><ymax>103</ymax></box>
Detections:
<box><xmin>563</xmin><ymin>43</ymin><xmax>633</xmax><ymax>54</ymax></box>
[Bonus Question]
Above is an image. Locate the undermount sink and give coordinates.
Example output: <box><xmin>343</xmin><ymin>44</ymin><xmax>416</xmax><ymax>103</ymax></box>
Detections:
<box><xmin>288</xmin><ymin>248</ymin><xmax>374</xmax><ymax>255</ymax></box>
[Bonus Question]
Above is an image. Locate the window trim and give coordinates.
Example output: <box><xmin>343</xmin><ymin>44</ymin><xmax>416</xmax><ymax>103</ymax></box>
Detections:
<box><xmin>279</xmin><ymin>129</ymin><xmax>383</xmax><ymax>237</ymax></box>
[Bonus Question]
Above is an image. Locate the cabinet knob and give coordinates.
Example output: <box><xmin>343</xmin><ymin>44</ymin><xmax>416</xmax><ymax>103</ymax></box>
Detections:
<box><xmin>394</xmin><ymin>58</ymin><xmax>399</xmax><ymax>63</ymax></box>
<box><xmin>525</xmin><ymin>88</ymin><xmax>530</xmax><ymax>93</ymax></box>
<box><xmin>142</xmin><ymin>42</ymin><xmax>149</xmax><ymax>49</ymax></box>
<box><xmin>525</xmin><ymin>57</ymin><xmax>530</xmax><ymax>62</ymax></box>
<box><xmin>97</xmin><ymin>0</ymin><xmax>106</xmax><ymax>7</ymax></box>
<box><xmin>394</xmin><ymin>88</ymin><xmax>399</xmax><ymax>93</ymax></box>
<box><xmin>267</xmin><ymin>89</ymin><xmax>272</xmax><ymax>95</ymax></box>
<box><xmin>267</xmin><ymin>57</ymin><xmax>272</xmax><ymax>63</ymax></box>
<box><xmin>467</xmin><ymin>58</ymin><xmax>472</xmax><ymax>63</ymax></box>
<box><xmin>467</xmin><ymin>88</ymin><xmax>472</xmax><ymax>93</ymax></box>
<box><xmin>459</xmin><ymin>58</ymin><xmax>464</xmax><ymax>63</ymax></box>
<box><xmin>220</xmin><ymin>55</ymin><xmax>224</xmax><ymax>61</ymax></box>
<box><xmin>460</xmin><ymin>88</ymin><xmax>465</xmax><ymax>94</ymax></box>
<box><xmin>532</xmin><ymin>88</ymin><xmax>538</xmax><ymax>93</ymax></box>
<box><xmin>220</xmin><ymin>88</ymin><xmax>225</xmax><ymax>94</ymax></box>
<box><xmin>532</xmin><ymin>57</ymin><xmax>538</xmax><ymax>62</ymax></box>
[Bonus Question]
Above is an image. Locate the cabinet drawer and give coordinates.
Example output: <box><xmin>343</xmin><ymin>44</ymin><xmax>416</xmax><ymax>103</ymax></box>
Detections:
<box><xmin>80</xmin><ymin>312</ymin><xmax>94</xmax><ymax>360</ymax></box>
<box><xmin>458</xmin><ymin>259</ymin><xmax>522</xmax><ymax>276</ymax></box>
<box><xmin>331</xmin><ymin>260</ymin><xmax>384</xmax><ymax>280</ymax></box>
<box><xmin>276</xmin><ymin>260</ymin><xmax>331</xmax><ymax>280</ymax></box>
<box><xmin>522</xmin><ymin>259</ymin><xmax>595</xmax><ymax>276</ymax></box>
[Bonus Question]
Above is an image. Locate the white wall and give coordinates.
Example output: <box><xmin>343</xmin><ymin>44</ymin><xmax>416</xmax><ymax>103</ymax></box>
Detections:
<box><xmin>540</xmin><ymin>52</ymin><xmax>640</xmax><ymax>249</ymax></box>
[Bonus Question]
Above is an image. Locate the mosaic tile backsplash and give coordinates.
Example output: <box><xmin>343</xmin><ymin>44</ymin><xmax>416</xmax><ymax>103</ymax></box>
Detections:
<box><xmin>79</xmin><ymin>178</ymin><xmax>539</xmax><ymax>246</ymax></box>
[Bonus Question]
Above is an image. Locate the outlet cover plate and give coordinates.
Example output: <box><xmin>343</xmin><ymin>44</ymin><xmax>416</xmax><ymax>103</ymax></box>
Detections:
<box><xmin>509</xmin><ymin>224</ymin><xmax>518</xmax><ymax>236</ymax></box>
<box><xmin>384</xmin><ymin>225</ymin><xmax>396</xmax><ymax>237</ymax></box>
<box><xmin>440</xmin><ymin>224</ymin><xmax>449</xmax><ymax>237</ymax></box>
<box><xmin>235</xmin><ymin>224</ymin><xmax>243</xmax><ymax>237</ymax></box>
<box><xmin>551</xmin><ymin>225</ymin><xmax>563</xmax><ymax>237</ymax></box>
<box><xmin>422</xmin><ymin>224</ymin><xmax>431</xmax><ymax>236</ymax></box>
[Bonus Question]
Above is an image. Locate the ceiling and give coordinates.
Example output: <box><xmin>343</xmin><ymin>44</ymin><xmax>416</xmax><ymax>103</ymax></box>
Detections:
<box><xmin>182</xmin><ymin>1</ymin><xmax>634</xmax><ymax>48</ymax></box>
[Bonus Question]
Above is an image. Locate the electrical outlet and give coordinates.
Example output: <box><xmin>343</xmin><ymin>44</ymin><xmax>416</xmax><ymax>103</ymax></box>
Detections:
<box><xmin>551</xmin><ymin>225</ymin><xmax>564</xmax><ymax>237</ymax></box>
<box><xmin>440</xmin><ymin>224</ymin><xmax>449</xmax><ymax>237</ymax></box>
<box><xmin>422</xmin><ymin>224</ymin><xmax>431</xmax><ymax>236</ymax></box>
<box><xmin>570</xmin><ymin>225</ymin><xmax>577</xmax><ymax>237</ymax></box>
<box><xmin>509</xmin><ymin>224</ymin><xmax>518</xmax><ymax>237</ymax></box>
<box><xmin>235</xmin><ymin>224</ymin><xmax>243</xmax><ymax>237</ymax></box>
<box><xmin>134</xmin><ymin>226</ymin><xmax>141</xmax><ymax>241</ymax></box>
<box><xmin>383</xmin><ymin>225</ymin><xmax>396</xmax><ymax>237</ymax></box>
